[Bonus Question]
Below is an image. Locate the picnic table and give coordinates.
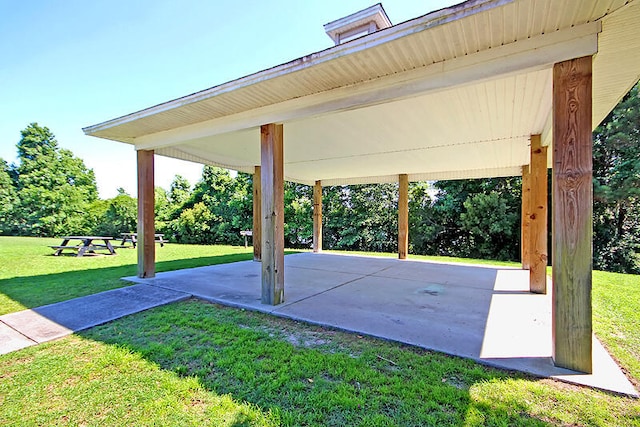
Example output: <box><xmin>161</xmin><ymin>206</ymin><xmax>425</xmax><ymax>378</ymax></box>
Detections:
<box><xmin>119</xmin><ymin>233</ymin><xmax>165</xmax><ymax>248</ymax></box>
<box><xmin>50</xmin><ymin>236</ymin><xmax>117</xmax><ymax>257</ymax></box>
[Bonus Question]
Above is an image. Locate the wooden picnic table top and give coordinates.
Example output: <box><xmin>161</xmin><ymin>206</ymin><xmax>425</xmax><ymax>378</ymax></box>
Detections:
<box><xmin>61</xmin><ymin>236</ymin><xmax>115</xmax><ymax>240</ymax></box>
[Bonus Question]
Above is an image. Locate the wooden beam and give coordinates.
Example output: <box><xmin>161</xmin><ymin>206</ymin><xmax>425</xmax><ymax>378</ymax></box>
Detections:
<box><xmin>529</xmin><ymin>135</ymin><xmax>548</xmax><ymax>293</ymax></box>
<box><xmin>253</xmin><ymin>166</ymin><xmax>262</xmax><ymax>261</ymax></box>
<box><xmin>313</xmin><ymin>180</ymin><xmax>322</xmax><ymax>253</ymax></box>
<box><xmin>260</xmin><ymin>124</ymin><xmax>285</xmax><ymax>305</ymax></box>
<box><xmin>552</xmin><ymin>56</ymin><xmax>593</xmax><ymax>373</ymax></box>
<box><xmin>136</xmin><ymin>150</ymin><xmax>155</xmax><ymax>278</ymax></box>
<box><xmin>521</xmin><ymin>165</ymin><xmax>531</xmax><ymax>270</ymax></box>
<box><xmin>398</xmin><ymin>174</ymin><xmax>409</xmax><ymax>260</ymax></box>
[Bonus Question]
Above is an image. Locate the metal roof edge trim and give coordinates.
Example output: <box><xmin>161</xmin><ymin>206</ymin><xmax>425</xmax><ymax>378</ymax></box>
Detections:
<box><xmin>83</xmin><ymin>0</ymin><xmax>512</xmax><ymax>137</ymax></box>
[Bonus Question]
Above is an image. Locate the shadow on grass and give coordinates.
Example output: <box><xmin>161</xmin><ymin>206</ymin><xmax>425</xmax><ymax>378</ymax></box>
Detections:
<box><xmin>0</xmin><ymin>252</ymin><xmax>260</xmax><ymax>313</ymax></box>
<box><xmin>79</xmin><ymin>299</ymin><xmax>555</xmax><ymax>426</ymax></box>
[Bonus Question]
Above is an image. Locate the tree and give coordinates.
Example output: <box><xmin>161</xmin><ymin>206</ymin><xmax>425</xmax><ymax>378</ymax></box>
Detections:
<box><xmin>322</xmin><ymin>186</ymin><xmax>350</xmax><ymax>249</ymax></box>
<box><xmin>323</xmin><ymin>183</ymin><xmax>398</xmax><ymax>253</ymax></box>
<box><xmin>171</xmin><ymin>202</ymin><xmax>213</xmax><ymax>244</ymax></box>
<box><xmin>0</xmin><ymin>159</ymin><xmax>17</xmax><ymax>235</ymax></box>
<box><xmin>284</xmin><ymin>182</ymin><xmax>313</xmax><ymax>248</ymax></box>
<box><xmin>424</xmin><ymin>177</ymin><xmax>522</xmax><ymax>260</ymax></box>
<box><xmin>80</xmin><ymin>192</ymin><xmax>138</xmax><ymax>238</ymax></box>
<box><xmin>408</xmin><ymin>181</ymin><xmax>436</xmax><ymax>254</ymax></box>
<box><xmin>592</xmin><ymin>83</ymin><xmax>640</xmax><ymax>273</ymax></box>
<box><xmin>461</xmin><ymin>192</ymin><xmax>518</xmax><ymax>260</ymax></box>
<box><xmin>153</xmin><ymin>176</ymin><xmax>194</xmax><ymax>240</ymax></box>
<box><xmin>169</xmin><ymin>175</ymin><xmax>191</xmax><ymax>207</ymax></box>
<box><xmin>170</xmin><ymin>166</ymin><xmax>252</xmax><ymax>245</ymax></box>
<box><xmin>9</xmin><ymin>123</ymin><xmax>98</xmax><ymax>236</ymax></box>
<box><xmin>154</xmin><ymin>186</ymin><xmax>171</xmax><ymax>237</ymax></box>
<box><xmin>96</xmin><ymin>194</ymin><xmax>138</xmax><ymax>237</ymax></box>
<box><xmin>227</xmin><ymin>172</ymin><xmax>253</xmax><ymax>239</ymax></box>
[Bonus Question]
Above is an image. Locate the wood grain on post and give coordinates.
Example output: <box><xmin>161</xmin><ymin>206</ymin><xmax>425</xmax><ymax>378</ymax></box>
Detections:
<box><xmin>260</xmin><ymin>124</ymin><xmax>285</xmax><ymax>305</ymax></box>
<box><xmin>313</xmin><ymin>180</ymin><xmax>322</xmax><ymax>253</ymax></box>
<box><xmin>137</xmin><ymin>149</ymin><xmax>155</xmax><ymax>278</ymax></box>
<box><xmin>398</xmin><ymin>174</ymin><xmax>409</xmax><ymax>260</ymax></box>
<box><xmin>552</xmin><ymin>56</ymin><xmax>593</xmax><ymax>373</ymax></box>
<box><xmin>521</xmin><ymin>165</ymin><xmax>531</xmax><ymax>270</ymax></box>
<box><xmin>253</xmin><ymin>166</ymin><xmax>262</xmax><ymax>261</ymax></box>
<box><xmin>529</xmin><ymin>135</ymin><xmax>548</xmax><ymax>293</ymax></box>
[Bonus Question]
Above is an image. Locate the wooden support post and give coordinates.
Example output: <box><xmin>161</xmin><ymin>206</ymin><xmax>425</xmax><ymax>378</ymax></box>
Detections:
<box><xmin>260</xmin><ymin>124</ymin><xmax>285</xmax><ymax>305</ymax></box>
<box><xmin>398</xmin><ymin>174</ymin><xmax>409</xmax><ymax>260</ymax></box>
<box><xmin>137</xmin><ymin>149</ymin><xmax>155</xmax><ymax>278</ymax></box>
<box><xmin>552</xmin><ymin>56</ymin><xmax>593</xmax><ymax>373</ymax></box>
<box><xmin>521</xmin><ymin>165</ymin><xmax>531</xmax><ymax>270</ymax></box>
<box><xmin>253</xmin><ymin>166</ymin><xmax>262</xmax><ymax>261</ymax></box>
<box><xmin>313</xmin><ymin>180</ymin><xmax>322</xmax><ymax>253</ymax></box>
<box><xmin>529</xmin><ymin>135</ymin><xmax>548</xmax><ymax>294</ymax></box>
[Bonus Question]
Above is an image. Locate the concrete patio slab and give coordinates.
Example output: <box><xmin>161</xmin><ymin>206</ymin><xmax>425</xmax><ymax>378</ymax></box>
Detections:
<box><xmin>0</xmin><ymin>284</ymin><xmax>189</xmax><ymax>354</ymax></box>
<box><xmin>2</xmin><ymin>252</ymin><xmax>634</xmax><ymax>397</ymax></box>
<box><xmin>126</xmin><ymin>252</ymin><xmax>638</xmax><ymax>397</ymax></box>
<box><xmin>130</xmin><ymin>257</ymin><xmax>372</xmax><ymax>312</ymax></box>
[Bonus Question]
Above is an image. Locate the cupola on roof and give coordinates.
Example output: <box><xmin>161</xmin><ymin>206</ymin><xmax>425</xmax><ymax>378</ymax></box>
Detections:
<box><xmin>323</xmin><ymin>3</ymin><xmax>392</xmax><ymax>45</ymax></box>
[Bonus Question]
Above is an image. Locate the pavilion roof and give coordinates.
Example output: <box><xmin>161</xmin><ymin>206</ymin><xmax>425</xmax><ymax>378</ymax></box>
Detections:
<box><xmin>84</xmin><ymin>0</ymin><xmax>640</xmax><ymax>186</ymax></box>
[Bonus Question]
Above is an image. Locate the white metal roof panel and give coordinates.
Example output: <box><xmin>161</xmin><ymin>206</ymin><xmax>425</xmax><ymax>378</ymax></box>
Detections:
<box><xmin>84</xmin><ymin>0</ymin><xmax>639</xmax><ymax>185</ymax></box>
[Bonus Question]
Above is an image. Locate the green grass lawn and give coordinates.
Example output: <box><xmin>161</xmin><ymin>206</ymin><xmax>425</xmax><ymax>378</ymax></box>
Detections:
<box><xmin>0</xmin><ymin>236</ymin><xmax>255</xmax><ymax>315</ymax></box>
<box><xmin>1</xmin><ymin>237</ymin><xmax>639</xmax><ymax>426</ymax></box>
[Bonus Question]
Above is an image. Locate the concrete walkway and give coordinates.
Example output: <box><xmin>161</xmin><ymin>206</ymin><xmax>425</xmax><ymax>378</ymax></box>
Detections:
<box><xmin>1</xmin><ymin>252</ymin><xmax>637</xmax><ymax>397</ymax></box>
<box><xmin>0</xmin><ymin>285</ymin><xmax>189</xmax><ymax>354</ymax></box>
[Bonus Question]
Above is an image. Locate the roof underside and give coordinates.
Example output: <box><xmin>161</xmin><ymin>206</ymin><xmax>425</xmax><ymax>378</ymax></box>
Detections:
<box><xmin>84</xmin><ymin>0</ymin><xmax>640</xmax><ymax>186</ymax></box>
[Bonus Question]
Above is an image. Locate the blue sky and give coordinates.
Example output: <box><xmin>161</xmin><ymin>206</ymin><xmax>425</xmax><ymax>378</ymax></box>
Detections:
<box><xmin>1</xmin><ymin>0</ymin><xmax>456</xmax><ymax>198</ymax></box>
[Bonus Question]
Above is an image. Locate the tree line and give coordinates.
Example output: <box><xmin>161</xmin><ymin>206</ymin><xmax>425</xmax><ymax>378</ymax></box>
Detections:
<box><xmin>1</xmin><ymin>84</ymin><xmax>638</xmax><ymax>273</ymax></box>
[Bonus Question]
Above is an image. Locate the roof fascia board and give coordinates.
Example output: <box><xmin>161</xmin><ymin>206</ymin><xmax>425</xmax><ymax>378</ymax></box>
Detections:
<box><xmin>83</xmin><ymin>0</ymin><xmax>512</xmax><ymax>136</ymax></box>
<box><xmin>133</xmin><ymin>21</ymin><xmax>600</xmax><ymax>151</ymax></box>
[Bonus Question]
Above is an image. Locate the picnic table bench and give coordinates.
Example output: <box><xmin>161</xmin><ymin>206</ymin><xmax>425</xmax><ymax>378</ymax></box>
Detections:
<box><xmin>50</xmin><ymin>236</ymin><xmax>117</xmax><ymax>257</ymax></box>
<box><xmin>119</xmin><ymin>233</ymin><xmax>165</xmax><ymax>248</ymax></box>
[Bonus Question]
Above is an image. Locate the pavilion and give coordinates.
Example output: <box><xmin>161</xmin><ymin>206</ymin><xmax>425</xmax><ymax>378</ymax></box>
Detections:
<box><xmin>84</xmin><ymin>0</ymin><xmax>640</xmax><ymax>375</ymax></box>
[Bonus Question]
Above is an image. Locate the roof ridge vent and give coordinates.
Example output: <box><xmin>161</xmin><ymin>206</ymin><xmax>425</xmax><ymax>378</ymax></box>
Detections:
<box><xmin>324</xmin><ymin>3</ymin><xmax>392</xmax><ymax>45</ymax></box>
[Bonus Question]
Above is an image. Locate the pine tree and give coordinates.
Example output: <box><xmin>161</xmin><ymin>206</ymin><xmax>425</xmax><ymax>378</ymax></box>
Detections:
<box><xmin>10</xmin><ymin>123</ymin><xmax>98</xmax><ymax>236</ymax></box>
